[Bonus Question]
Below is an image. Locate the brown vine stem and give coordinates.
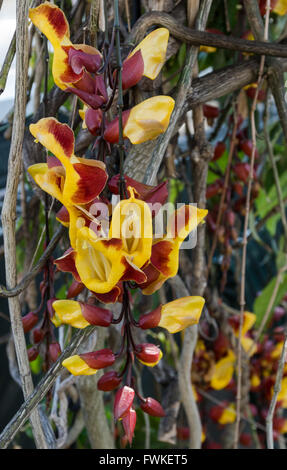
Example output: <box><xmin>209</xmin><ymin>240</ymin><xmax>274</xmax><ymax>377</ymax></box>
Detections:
<box><xmin>175</xmin><ymin>0</ymin><xmax>213</xmax><ymax>450</ymax></box>
<box><xmin>266</xmin><ymin>330</ymin><xmax>287</xmax><ymax>448</ymax></box>
<box><xmin>233</xmin><ymin>0</ymin><xmax>271</xmax><ymax>450</ymax></box>
<box><xmin>0</xmin><ymin>0</ymin><xmax>49</xmax><ymax>449</ymax></box>
<box><xmin>130</xmin><ymin>11</ymin><xmax>287</xmax><ymax>59</ymax></box>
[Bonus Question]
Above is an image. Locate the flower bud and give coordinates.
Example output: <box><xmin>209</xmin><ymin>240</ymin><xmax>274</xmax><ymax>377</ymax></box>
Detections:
<box><xmin>139</xmin><ymin>306</ymin><xmax>162</xmax><ymax>330</ymax></box>
<box><xmin>97</xmin><ymin>371</ymin><xmax>122</xmax><ymax>391</ymax></box>
<box><xmin>80</xmin><ymin>349</ymin><xmax>115</xmax><ymax>369</ymax></box>
<box><xmin>28</xmin><ymin>346</ymin><xmax>39</xmax><ymax>362</ymax></box>
<box><xmin>122</xmin><ymin>408</ymin><xmax>137</xmax><ymax>444</ymax></box>
<box><xmin>114</xmin><ymin>386</ymin><xmax>135</xmax><ymax>420</ymax></box>
<box><xmin>22</xmin><ymin>312</ymin><xmax>38</xmax><ymax>333</ymax></box>
<box><xmin>140</xmin><ymin>397</ymin><xmax>165</xmax><ymax>417</ymax></box>
<box><xmin>33</xmin><ymin>328</ymin><xmax>44</xmax><ymax>344</ymax></box>
<box><xmin>213</xmin><ymin>141</ymin><xmax>226</xmax><ymax>161</ymax></box>
<box><xmin>49</xmin><ymin>342</ymin><xmax>61</xmax><ymax>363</ymax></box>
<box><xmin>135</xmin><ymin>343</ymin><xmax>162</xmax><ymax>366</ymax></box>
<box><xmin>67</xmin><ymin>280</ymin><xmax>85</xmax><ymax>299</ymax></box>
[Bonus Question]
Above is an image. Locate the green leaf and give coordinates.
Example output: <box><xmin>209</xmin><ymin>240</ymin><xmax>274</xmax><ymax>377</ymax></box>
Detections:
<box><xmin>254</xmin><ymin>273</ymin><xmax>287</xmax><ymax>328</ymax></box>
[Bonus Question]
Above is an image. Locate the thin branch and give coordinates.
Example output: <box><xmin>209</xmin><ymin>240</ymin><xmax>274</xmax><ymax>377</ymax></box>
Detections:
<box><xmin>0</xmin><ymin>326</ymin><xmax>97</xmax><ymax>449</ymax></box>
<box><xmin>142</xmin><ymin>0</ymin><xmax>213</xmax><ymax>185</ymax></box>
<box><xmin>234</xmin><ymin>0</ymin><xmax>271</xmax><ymax>449</ymax></box>
<box><xmin>266</xmin><ymin>331</ymin><xmax>287</xmax><ymax>449</ymax></box>
<box><xmin>130</xmin><ymin>11</ymin><xmax>287</xmax><ymax>59</ymax></box>
<box><xmin>0</xmin><ymin>0</ymin><xmax>49</xmax><ymax>449</ymax></box>
<box><xmin>0</xmin><ymin>225</ymin><xmax>65</xmax><ymax>298</ymax></box>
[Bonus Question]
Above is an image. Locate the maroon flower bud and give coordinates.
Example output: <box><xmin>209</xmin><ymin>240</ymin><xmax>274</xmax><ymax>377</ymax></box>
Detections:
<box><xmin>47</xmin><ymin>298</ymin><xmax>57</xmax><ymax>319</ymax></box>
<box><xmin>81</xmin><ymin>303</ymin><xmax>113</xmax><ymax>327</ymax></box>
<box><xmin>203</xmin><ymin>104</ymin><xmax>219</xmax><ymax>119</ymax></box>
<box><xmin>210</xmin><ymin>404</ymin><xmax>224</xmax><ymax>422</ymax></box>
<box><xmin>80</xmin><ymin>349</ymin><xmax>115</xmax><ymax>369</ymax></box>
<box><xmin>67</xmin><ymin>280</ymin><xmax>85</xmax><ymax>299</ymax></box>
<box><xmin>239</xmin><ymin>139</ymin><xmax>259</xmax><ymax>159</ymax></box>
<box><xmin>213</xmin><ymin>141</ymin><xmax>226</xmax><ymax>161</ymax></box>
<box><xmin>206</xmin><ymin>179</ymin><xmax>223</xmax><ymax>199</ymax></box>
<box><xmin>85</xmin><ymin>108</ymin><xmax>103</xmax><ymax>136</ymax></box>
<box><xmin>28</xmin><ymin>346</ymin><xmax>39</xmax><ymax>362</ymax></box>
<box><xmin>122</xmin><ymin>408</ymin><xmax>137</xmax><ymax>444</ymax></box>
<box><xmin>114</xmin><ymin>386</ymin><xmax>135</xmax><ymax>420</ymax></box>
<box><xmin>97</xmin><ymin>371</ymin><xmax>122</xmax><ymax>391</ymax></box>
<box><xmin>139</xmin><ymin>306</ymin><xmax>162</xmax><ymax>330</ymax></box>
<box><xmin>177</xmin><ymin>426</ymin><xmax>190</xmax><ymax>440</ymax></box>
<box><xmin>22</xmin><ymin>312</ymin><xmax>38</xmax><ymax>333</ymax></box>
<box><xmin>273</xmin><ymin>306</ymin><xmax>285</xmax><ymax>322</ymax></box>
<box><xmin>233</xmin><ymin>163</ymin><xmax>254</xmax><ymax>183</ymax></box>
<box><xmin>140</xmin><ymin>397</ymin><xmax>165</xmax><ymax>417</ymax></box>
<box><xmin>135</xmin><ymin>343</ymin><xmax>161</xmax><ymax>364</ymax></box>
<box><xmin>122</xmin><ymin>50</ymin><xmax>144</xmax><ymax>90</ymax></box>
<box><xmin>233</xmin><ymin>182</ymin><xmax>244</xmax><ymax>197</ymax></box>
<box><xmin>104</xmin><ymin>110</ymin><xmax>131</xmax><ymax>144</ymax></box>
<box><xmin>33</xmin><ymin>328</ymin><xmax>45</xmax><ymax>344</ymax></box>
<box><xmin>240</xmin><ymin>433</ymin><xmax>252</xmax><ymax>447</ymax></box>
<box><xmin>49</xmin><ymin>342</ymin><xmax>61</xmax><ymax>363</ymax></box>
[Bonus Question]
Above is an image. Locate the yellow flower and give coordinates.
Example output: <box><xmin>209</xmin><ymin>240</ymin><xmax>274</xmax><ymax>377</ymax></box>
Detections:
<box><xmin>218</xmin><ymin>404</ymin><xmax>236</xmax><ymax>425</ymax></box>
<box><xmin>62</xmin><ymin>355</ymin><xmax>98</xmax><ymax>376</ymax></box>
<box><xmin>75</xmin><ymin>189</ymin><xmax>152</xmax><ymax>294</ymax></box>
<box><xmin>273</xmin><ymin>0</ymin><xmax>287</xmax><ymax>15</ymax></box>
<box><xmin>126</xmin><ymin>28</ymin><xmax>169</xmax><ymax>80</ymax></box>
<box><xmin>158</xmin><ymin>296</ymin><xmax>205</xmax><ymax>333</ymax></box>
<box><xmin>210</xmin><ymin>349</ymin><xmax>236</xmax><ymax>390</ymax></box>
<box><xmin>104</xmin><ymin>96</ymin><xmax>175</xmax><ymax>145</ymax></box>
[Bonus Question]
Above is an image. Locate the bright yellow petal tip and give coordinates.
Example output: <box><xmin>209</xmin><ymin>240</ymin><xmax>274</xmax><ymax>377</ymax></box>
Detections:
<box><xmin>124</xmin><ymin>96</ymin><xmax>175</xmax><ymax>144</ymax></box>
<box><xmin>62</xmin><ymin>355</ymin><xmax>98</xmax><ymax>376</ymax></box>
<box><xmin>159</xmin><ymin>296</ymin><xmax>205</xmax><ymax>333</ymax></box>
<box><xmin>53</xmin><ymin>300</ymin><xmax>89</xmax><ymax>329</ymax></box>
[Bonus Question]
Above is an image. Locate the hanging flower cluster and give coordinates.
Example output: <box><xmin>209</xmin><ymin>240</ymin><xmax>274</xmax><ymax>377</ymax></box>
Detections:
<box><xmin>27</xmin><ymin>2</ymin><xmax>207</xmax><ymax>444</ymax></box>
<box><xmin>186</xmin><ymin>305</ymin><xmax>287</xmax><ymax>448</ymax></box>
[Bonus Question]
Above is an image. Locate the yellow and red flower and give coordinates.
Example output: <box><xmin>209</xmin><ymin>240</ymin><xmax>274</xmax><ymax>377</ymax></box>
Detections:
<box><xmin>139</xmin><ymin>296</ymin><xmax>205</xmax><ymax>333</ymax></box>
<box><xmin>139</xmin><ymin>205</ymin><xmax>208</xmax><ymax>294</ymax></box>
<box><xmin>29</xmin><ymin>2</ymin><xmax>102</xmax><ymax>92</ymax></box>
<box><xmin>104</xmin><ymin>96</ymin><xmax>175</xmax><ymax>145</ymax></box>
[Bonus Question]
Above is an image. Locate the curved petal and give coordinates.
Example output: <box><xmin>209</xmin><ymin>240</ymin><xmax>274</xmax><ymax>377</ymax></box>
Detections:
<box><xmin>28</xmin><ymin>163</ymin><xmax>64</xmax><ymax>203</ymax></box>
<box><xmin>62</xmin><ymin>355</ymin><xmax>98</xmax><ymax>375</ymax></box>
<box><xmin>30</xmin><ymin>117</ymin><xmax>75</xmax><ymax>163</ymax></box>
<box><xmin>127</xmin><ymin>28</ymin><xmax>169</xmax><ymax>80</ymax></box>
<box><xmin>123</xmin><ymin>96</ymin><xmax>175</xmax><ymax>144</ymax></box>
<box><xmin>29</xmin><ymin>2</ymin><xmax>70</xmax><ymax>48</ymax></box>
<box><xmin>159</xmin><ymin>296</ymin><xmax>205</xmax><ymax>333</ymax></box>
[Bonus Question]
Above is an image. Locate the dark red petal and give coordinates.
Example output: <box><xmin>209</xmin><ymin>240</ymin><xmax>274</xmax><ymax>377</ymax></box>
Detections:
<box><xmin>80</xmin><ymin>303</ymin><xmax>113</xmax><ymax>327</ymax></box>
<box><xmin>122</xmin><ymin>50</ymin><xmax>144</xmax><ymax>90</ymax></box>
<box><xmin>68</xmin><ymin>47</ymin><xmax>102</xmax><ymax>74</ymax></box>
<box><xmin>103</xmin><ymin>110</ymin><xmax>130</xmax><ymax>144</ymax></box>
<box><xmin>114</xmin><ymin>386</ymin><xmax>135</xmax><ymax>420</ymax></box>
<box><xmin>139</xmin><ymin>305</ymin><xmax>162</xmax><ymax>330</ymax></box>
<box><xmin>122</xmin><ymin>408</ymin><xmax>137</xmax><ymax>444</ymax></box>
<box><xmin>54</xmin><ymin>248</ymin><xmax>81</xmax><ymax>282</ymax></box>
<box><xmin>97</xmin><ymin>371</ymin><xmax>122</xmax><ymax>391</ymax></box>
<box><xmin>80</xmin><ymin>349</ymin><xmax>115</xmax><ymax>369</ymax></box>
<box><xmin>140</xmin><ymin>397</ymin><xmax>165</xmax><ymax>417</ymax></box>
